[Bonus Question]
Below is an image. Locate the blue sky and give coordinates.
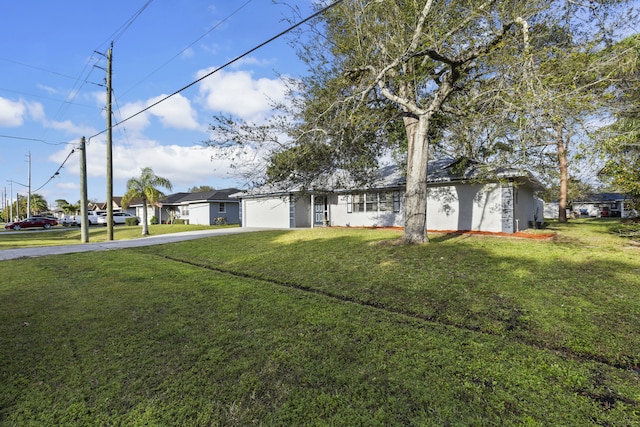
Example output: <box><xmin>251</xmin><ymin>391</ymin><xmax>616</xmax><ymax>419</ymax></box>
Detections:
<box><xmin>0</xmin><ymin>0</ymin><xmax>314</xmax><ymax>207</ymax></box>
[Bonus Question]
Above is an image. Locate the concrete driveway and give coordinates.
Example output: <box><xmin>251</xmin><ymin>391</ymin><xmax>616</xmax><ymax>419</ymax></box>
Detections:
<box><xmin>0</xmin><ymin>227</ymin><xmax>271</xmax><ymax>261</ymax></box>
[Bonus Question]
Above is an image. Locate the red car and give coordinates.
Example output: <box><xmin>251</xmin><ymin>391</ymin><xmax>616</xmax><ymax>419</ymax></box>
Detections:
<box><xmin>4</xmin><ymin>216</ymin><xmax>58</xmax><ymax>230</ymax></box>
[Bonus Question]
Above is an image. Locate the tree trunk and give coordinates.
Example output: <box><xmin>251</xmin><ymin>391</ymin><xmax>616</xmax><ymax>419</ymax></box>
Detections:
<box><xmin>142</xmin><ymin>197</ymin><xmax>150</xmax><ymax>235</ymax></box>
<box><xmin>557</xmin><ymin>123</ymin><xmax>568</xmax><ymax>223</ymax></box>
<box><xmin>402</xmin><ymin>115</ymin><xmax>430</xmax><ymax>244</ymax></box>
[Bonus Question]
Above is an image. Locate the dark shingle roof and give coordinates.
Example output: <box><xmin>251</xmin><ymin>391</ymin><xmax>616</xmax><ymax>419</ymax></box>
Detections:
<box><xmin>160</xmin><ymin>188</ymin><xmax>240</xmax><ymax>205</ymax></box>
<box><xmin>122</xmin><ymin>189</ymin><xmax>241</xmax><ymax>207</ymax></box>
<box><xmin>162</xmin><ymin>192</ymin><xmax>191</xmax><ymax>204</ymax></box>
<box><xmin>233</xmin><ymin>158</ymin><xmax>544</xmax><ymax>197</ymax></box>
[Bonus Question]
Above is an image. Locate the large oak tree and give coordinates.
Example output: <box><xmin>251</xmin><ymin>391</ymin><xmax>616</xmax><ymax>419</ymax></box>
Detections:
<box><xmin>209</xmin><ymin>0</ymin><xmax>637</xmax><ymax>242</ymax></box>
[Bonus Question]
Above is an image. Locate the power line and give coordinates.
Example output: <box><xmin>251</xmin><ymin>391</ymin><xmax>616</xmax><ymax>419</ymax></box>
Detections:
<box><xmin>18</xmin><ymin>1</ymin><xmax>345</xmax><ymax>194</ymax></box>
<box><xmin>0</xmin><ymin>54</ymin><xmax>105</xmax><ymax>128</ymax></box>
<box><xmin>48</xmin><ymin>53</ymin><xmax>104</xmax><ymax>130</ymax></box>
<box><xmin>103</xmin><ymin>0</ymin><xmax>257</xmax><ymax>154</ymax></box>
<box><xmin>111</xmin><ymin>89</ymin><xmax>132</xmax><ymax>148</ymax></box>
<box><xmin>111</xmin><ymin>0</ymin><xmax>250</xmax><ymax>150</ymax></box>
<box><xmin>91</xmin><ymin>0</ymin><xmax>345</xmax><ymax>139</ymax></box>
<box><xmin>51</xmin><ymin>1</ymin><xmax>156</xmax><ymax>134</ymax></box>
<box><xmin>1</xmin><ymin>132</ymin><xmax>84</xmax><ymax>195</ymax></box>
<box><xmin>32</xmin><ymin>148</ymin><xmax>77</xmax><ymax>193</ymax></box>
<box><xmin>0</xmin><ymin>134</ymin><xmax>73</xmax><ymax>146</ymax></box>
<box><xmin>100</xmin><ymin>0</ymin><xmax>155</xmax><ymax>49</ymax></box>
<box><xmin>2</xmin><ymin>2</ymin><xmax>158</xmax><ymax>196</ymax></box>
<box><xmin>120</xmin><ymin>0</ymin><xmax>255</xmax><ymax>98</ymax></box>
<box><xmin>0</xmin><ymin>57</ymin><xmax>81</xmax><ymax>81</ymax></box>
<box><xmin>0</xmin><ymin>86</ymin><xmax>101</xmax><ymax>110</ymax></box>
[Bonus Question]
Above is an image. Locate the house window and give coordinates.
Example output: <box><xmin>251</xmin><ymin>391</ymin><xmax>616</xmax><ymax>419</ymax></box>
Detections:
<box><xmin>379</xmin><ymin>193</ymin><xmax>392</xmax><ymax>212</ymax></box>
<box><xmin>219</xmin><ymin>203</ymin><xmax>226</xmax><ymax>213</ymax></box>
<box><xmin>349</xmin><ymin>193</ymin><xmax>399</xmax><ymax>213</ymax></box>
<box><xmin>352</xmin><ymin>194</ymin><xmax>365</xmax><ymax>212</ymax></box>
<box><xmin>365</xmin><ymin>193</ymin><xmax>376</xmax><ymax>212</ymax></box>
<box><xmin>392</xmin><ymin>191</ymin><xmax>401</xmax><ymax>213</ymax></box>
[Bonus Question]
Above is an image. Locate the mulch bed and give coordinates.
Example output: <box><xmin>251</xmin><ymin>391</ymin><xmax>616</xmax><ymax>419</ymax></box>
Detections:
<box><xmin>353</xmin><ymin>226</ymin><xmax>556</xmax><ymax>240</ymax></box>
<box><xmin>431</xmin><ymin>230</ymin><xmax>556</xmax><ymax>240</ymax></box>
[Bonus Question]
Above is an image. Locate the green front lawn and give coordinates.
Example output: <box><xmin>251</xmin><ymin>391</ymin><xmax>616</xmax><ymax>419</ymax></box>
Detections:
<box><xmin>1</xmin><ymin>219</ymin><xmax>638</xmax><ymax>425</ymax></box>
<box><xmin>0</xmin><ymin>223</ymin><xmax>236</xmax><ymax>250</ymax></box>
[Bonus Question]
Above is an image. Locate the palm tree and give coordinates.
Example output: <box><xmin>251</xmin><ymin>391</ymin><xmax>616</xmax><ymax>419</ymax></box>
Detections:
<box><xmin>121</xmin><ymin>167</ymin><xmax>173</xmax><ymax>235</ymax></box>
<box><xmin>28</xmin><ymin>194</ymin><xmax>49</xmax><ymax>215</ymax></box>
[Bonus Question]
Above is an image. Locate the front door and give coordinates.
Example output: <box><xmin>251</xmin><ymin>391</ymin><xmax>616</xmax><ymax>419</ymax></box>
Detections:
<box><xmin>314</xmin><ymin>196</ymin><xmax>327</xmax><ymax>226</ymax></box>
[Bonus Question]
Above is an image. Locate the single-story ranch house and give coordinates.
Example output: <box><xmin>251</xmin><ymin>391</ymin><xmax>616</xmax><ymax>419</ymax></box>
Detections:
<box><xmin>232</xmin><ymin>158</ymin><xmax>545</xmax><ymax>234</ymax></box>
<box><xmin>55</xmin><ymin>191</ymin><xmax>240</xmax><ymax>225</ymax></box>
<box><xmin>128</xmin><ymin>188</ymin><xmax>240</xmax><ymax>225</ymax></box>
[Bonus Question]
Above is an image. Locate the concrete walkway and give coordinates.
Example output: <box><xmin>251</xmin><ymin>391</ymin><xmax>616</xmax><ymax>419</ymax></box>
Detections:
<box><xmin>0</xmin><ymin>227</ymin><xmax>271</xmax><ymax>261</ymax></box>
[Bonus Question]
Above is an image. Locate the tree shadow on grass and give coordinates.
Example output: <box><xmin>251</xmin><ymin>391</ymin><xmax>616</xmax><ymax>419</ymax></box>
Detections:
<box><xmin>138</xmin><ymin>228</ymin><xmax>640</xmax><ymax>370</ymax></box>
<box><xmin>1</xmin><ymin>229</ymin><xmax>639</xmax><ymax>425</ymax></box>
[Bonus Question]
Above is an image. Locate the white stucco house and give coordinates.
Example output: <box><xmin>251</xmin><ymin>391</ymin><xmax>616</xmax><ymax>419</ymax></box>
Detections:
<box><xmin>232</xmin><ymin>158</ymin><xmax>545</xmax><ymax>233</ymax></box>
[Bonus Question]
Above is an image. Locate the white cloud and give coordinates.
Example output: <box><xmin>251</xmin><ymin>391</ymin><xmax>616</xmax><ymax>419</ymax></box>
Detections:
<box><xmin>116</xmin><ymin>100</ymin><xmax>151</xmax><ymax>134</ymax></box>
<box><xmin>0</xmin><ymin>96</ymin><xmax>92</xmax><ymax>135</ymax></box>
<box><xmin>37</xmin><ymin>84</ymin><xmax>59</xmax><ymax>95</ymax></box>
<box><xmin>0</xmin><ymin>97</ymin><xmax>54</xmax><ymax>128</ymax></box>
<box><xmin>230</xmin><ymin>56</ymin><xmax>275</xmax><ymax>69</ymax></box>
<box><xmin>197</xmin><ymin>68</ymin><xmax>287</xmax><ymax>122</ymax></box>
<box><xmin>201</xmin><ymin>43</ymin><xmax>223</xmax><ymax>56</ymax></box>
<box><xmin>181</xmin><ymin>47</ymin><xmax>195</xmax><ymax>59</ymax></box>
<box><xmin>27</xmin><ymin>102</ymin><xmax>46</xmax><ymax>122</ymax></box>
<box><xmin>47</xmin><ymin>119</ymin><xmax>96</xmax><ymax>136</ymax></box>
<box><xmin>105</xmin><ymin>141</ymin><xmax>253</xmax><ymax>188</ymax></box>
<box><xmin>56</xmin><ymin>181</ymin><xmax>79</xmax><ymax>190</ymax></box>
<box><xmin>146</xmin><ymin>93</ymin><xmax>201</xmax><ymax>130</ymax></box>
<box><xmin>40</xmin><ymin>69</ymin><xmax>290</xmax><ymax>201</ymax></box>
<box><xmin>0</xmin><ymin>97</ymin><xmax>27</xmax><ymax>127</ymax></box>
<box><xmin>115</xmin><ymin>93</ymin><xmax>201</xmax><ymax>135</ymax></box>
<box><xmin>52</xmin><ymin>137</ymin><xmax>252</xmax><ymax>195</ymax></box>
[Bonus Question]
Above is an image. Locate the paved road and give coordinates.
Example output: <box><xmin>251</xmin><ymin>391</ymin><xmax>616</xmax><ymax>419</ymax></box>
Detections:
<box><xmin>0</xmin><ymin>227</ymin><xmax>271</xmax><ymax>261</ymax></box>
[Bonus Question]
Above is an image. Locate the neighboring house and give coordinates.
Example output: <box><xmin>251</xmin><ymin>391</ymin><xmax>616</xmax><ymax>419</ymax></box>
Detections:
<box><xmin>572</xmin><ymin>193</ymin><xmax>636</xmax><ymax>218</ymax></box>
<box><xmin>51</xmin><ymin>208</ymin><xmax>65</xmax><ymax>220</ymax></box>
<box><xmin>86</xmin><ymin>202</ymin><xmax>101</xmax><ymax>212</ymax></box>
<box><xmin>128</xmin><ymin>189</ymin><xmax>241</xmax><ymax>225</ymax></box>
<box><xmin>233</xmin><ymin>158</ymin><xmax>545</xmax><ymax>233</ymax></box>
<box><xmin>90</xmin><ymin>197</ymin><xmax>136</xmax><ymax>216</ymax></box>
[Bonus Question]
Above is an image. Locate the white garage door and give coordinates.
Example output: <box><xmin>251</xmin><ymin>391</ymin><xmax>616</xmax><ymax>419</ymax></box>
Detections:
<box><xmin>244</xmin><ymin>197</ymin><xmax>290</xmax><ymax>228</ymax></box>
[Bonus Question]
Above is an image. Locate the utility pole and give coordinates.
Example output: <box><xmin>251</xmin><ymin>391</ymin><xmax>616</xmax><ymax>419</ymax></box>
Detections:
<box><xmin>26</xmin><ymin>151</ymin><xmax>31</xmax><ymax>217</ymax></box>
<box><xmin>8</xmin><ymin>181</ymin><xmax>13</xmax><ymax>221</ymax></box>
<box><xmin>8</xmin><ymin>179</ymin><xmax>29</xmax><ymax>219</ymax></box>
<box><xmin>106</xmin><ymin>42</ymin><xmax>114</xmax><ymax>240</ymax></box>
<box><xmin>79</xmin><ymin>137</ymin><xmax>89</xmax><ymax>243</ymax></box>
